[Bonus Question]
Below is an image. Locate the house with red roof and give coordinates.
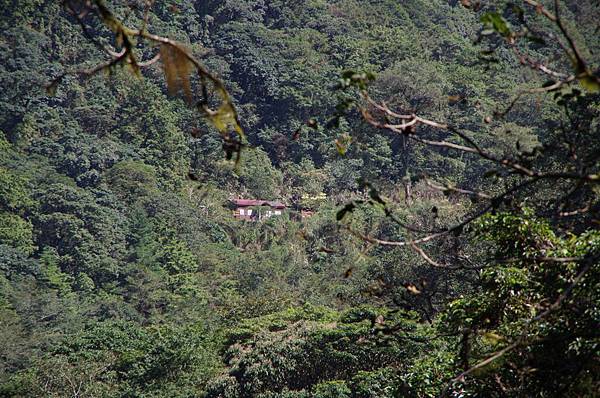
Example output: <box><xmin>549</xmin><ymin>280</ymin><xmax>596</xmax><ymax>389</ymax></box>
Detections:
<box><xmin>230</xmin><ymin>199</ymin><xmax>287</xmax><ymax>221</ymax></box>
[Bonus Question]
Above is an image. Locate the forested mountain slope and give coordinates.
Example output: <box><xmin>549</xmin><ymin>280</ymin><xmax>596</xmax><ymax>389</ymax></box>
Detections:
<box><xmin>0</xmin><ymin>1</ymin><xmax>599</xmax><ymax>397</ymax></box>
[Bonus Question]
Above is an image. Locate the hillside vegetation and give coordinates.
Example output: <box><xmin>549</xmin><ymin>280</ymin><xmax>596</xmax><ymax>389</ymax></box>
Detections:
<box><xmin>0</xmin><ymin>1</ymin><xmax>599</xmax><ymax>396</ymax></box>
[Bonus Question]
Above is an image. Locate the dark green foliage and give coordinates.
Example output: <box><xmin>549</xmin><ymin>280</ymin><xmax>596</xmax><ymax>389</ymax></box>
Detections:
<box><xmin>441</xmin><ymin>212</ymin><xmax>600</xmax><ymax>396</ymax></box>
<box><xmin>0</xmin><ymin>0</ymin><xmax>598</xmax><ymax>397</ymax></box>
<box><xmin>206</xmin><ymin>305</ymin><xmax>440</xmax><ymax>397</ymax></box>
<box><xmin>4</xmin><ymin>321</ymin><xmax>222</xmax><ymax>397</ymax></box>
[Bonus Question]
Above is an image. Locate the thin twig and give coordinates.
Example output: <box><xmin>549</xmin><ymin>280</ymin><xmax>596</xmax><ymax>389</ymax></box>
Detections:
<box><xmin>425</xmin><ymin>179</ymin><xmax>492</xmax><ymax>200</ymax></box>
<box><xmin>523</xmin><ymin>0</ymin><xmax>557</xmax><ymax>22</ymax></box>
<box><xmin>409</xmin><ymin>240</ymin><xmax>463</xmax><ymax>269</ymax></box>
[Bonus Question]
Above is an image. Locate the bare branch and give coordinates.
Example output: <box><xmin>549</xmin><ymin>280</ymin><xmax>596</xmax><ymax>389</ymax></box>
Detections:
<box><xmin>343</xmin><ymin>178</ymin><xmax>539</xmax><ymax>250</ymax></box>
<box><xmin>553</xmin><ymin>0</ymin><xmax>588</xmax><ymax>73</ymax></box>
<box><xmin>409</xmin><ymin>240</ymin><xmax>463</xmax><ymax>269</ymax></box>
<box><xmin>523</xmin><ymin>0</ymin><xmax>557</xmax><ymax>22</ymax></box>
<box><xmin>362</xmin><ymin>92</ymin><xmax>600</xmax><ymax>184</ymax></box>
<box><xmin>425</xmin><ymin>179</ymin><xmax>492</xmax><ymax>200</ymax></box>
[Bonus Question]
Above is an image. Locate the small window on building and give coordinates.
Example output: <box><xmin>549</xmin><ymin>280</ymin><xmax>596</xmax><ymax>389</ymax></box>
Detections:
<box><xmin>274</xmin><ymin>210</ymin><xmax>282</xmax><ymax>215</ymax></box>
<box><xmin>239</xmin><ymin>209</ymin><xmax>245</xmax><ymax>215</ymax></box>
<box><xmin>247</xmin><ymin>209</ymin><xmax>253</xmax><ymax>215</ymax></box>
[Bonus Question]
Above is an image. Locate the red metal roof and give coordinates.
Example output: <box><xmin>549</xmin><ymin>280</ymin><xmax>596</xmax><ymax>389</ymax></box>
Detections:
<box><xmin>232</xmin><ymin>199</ymin><xmax>286</xmax><ymax>209</ymax></box>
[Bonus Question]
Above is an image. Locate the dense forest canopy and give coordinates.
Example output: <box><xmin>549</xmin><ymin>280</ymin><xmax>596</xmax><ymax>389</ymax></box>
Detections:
<box><xmin>0</xmin><ymin>0</ymin><xmax>599</xmax><ymax>397</ymax></box>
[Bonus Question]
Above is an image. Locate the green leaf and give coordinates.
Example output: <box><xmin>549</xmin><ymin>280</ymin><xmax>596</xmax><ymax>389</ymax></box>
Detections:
<box><xmin>526</xmin><ymin>35</ymin><xmax>546</xmax><ymax>45</ymax></box>
<box><xmin>481</xmin><ymin>12</ymin><xmax>511</xmax><ymax>37</ymax></box>
<box><xmin>45</xmin><ymin>77</ymin><xmax>62</xmax><ymax>96</ymax></box>
<box><xmin>337</xmin><ymin>203</ymin><xmax>356</xmax><ymax>221</ymax></box>
<box><xmin>369</xmin><ymin>188</ymin><xmax>386</xmax><ymax>206</ymax></box>
<box><xmin>580</xmin><ymin>76</ymin><xmax>600</xmax><ymax>93</ymax></box>
<box><xmin>482</xmin><ymin>332</ymin><xmax>504</xmax><ymax>346</ymax></box>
